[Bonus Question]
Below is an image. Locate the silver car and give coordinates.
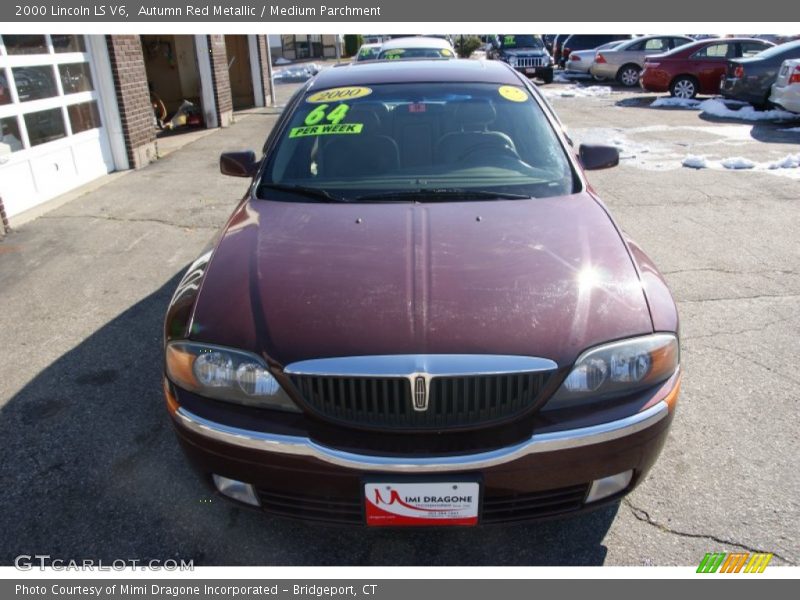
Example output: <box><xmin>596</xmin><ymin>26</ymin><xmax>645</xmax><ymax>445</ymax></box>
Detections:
<box><xmin>565</xmin><ymin>40</ymin><xmax>627</xmax><ymax>79</ymax></box>
<box><xmin>770</xmin><ymin>58</ymin><xmax>800</xmax><ymax>114</ymax></box>
<box><xmin>590</xmin><ymin>35</ymin><xmax>694</xmax><ymax>87</ymax></box>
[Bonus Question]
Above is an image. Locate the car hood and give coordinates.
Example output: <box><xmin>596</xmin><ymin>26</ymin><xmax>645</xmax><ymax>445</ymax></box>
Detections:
<box><xmin>190</xmin><ymin>193</ymin><xmax>654</xmax><ymax>368</ymax></box>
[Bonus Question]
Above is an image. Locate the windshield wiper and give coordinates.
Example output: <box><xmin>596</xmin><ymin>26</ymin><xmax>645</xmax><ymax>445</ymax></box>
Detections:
<box><xmin>354</xmin><ymin>188</ymin><xmax>532</xmax><ymax>202</ymax></box>
<box><xmin>258</xmin><ymin>183</ymin><xmax>350</xmax><ymax>203</ymax></box>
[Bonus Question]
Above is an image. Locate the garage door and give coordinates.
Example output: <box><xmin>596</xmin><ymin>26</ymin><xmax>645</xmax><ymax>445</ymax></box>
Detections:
<box><xmin>0</xmin><ymin>34</ymin><xmax>114</xmax><ymax>218</ymax></box>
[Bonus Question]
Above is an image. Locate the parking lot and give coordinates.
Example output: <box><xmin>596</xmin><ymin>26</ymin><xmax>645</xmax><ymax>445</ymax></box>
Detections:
<box><xmin>0</xmin><ymin>77</ymin><xmax>798</xmax><ymax>566</ymax></box>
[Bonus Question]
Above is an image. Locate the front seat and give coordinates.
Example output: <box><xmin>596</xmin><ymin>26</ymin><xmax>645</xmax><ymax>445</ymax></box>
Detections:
<box><xmin>435</xmin><ymin>100</ymin><xmax>517</xmax><ymax>164</ymax></box>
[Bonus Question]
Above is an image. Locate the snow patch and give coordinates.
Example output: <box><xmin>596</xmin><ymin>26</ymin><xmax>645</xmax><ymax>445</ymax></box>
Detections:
<box><xmin>543</xmin><ymin>85</ymin><xmax>613</xmax><ymax>98</ymax></box>
<box><xmin>768</xmin><ymin>154</ymin><xmax>800</xmax><ymax>169</ymax></box>
<box><xmin>699</xmin><ymin>99</ymin><xmax>798</xmax><ymax>122</ymax></box>
<box><xmin>781</xmin><ymin>126</ymin><xmax>800</xmax><ymax>132</ymax></box>
<box><xmin>682</xmin><ymin>155</ymin><xmax>708</xmax><ymax>169</ymax></box>
<box><xmin>720</xmin><ymin>156</ymin><xmax>756</xmax><ymax>169</ymax></box>
<box><xmin>651</xmin><ymin>97</ymin><xmax>702</xmax><ymax>109</ymax></box>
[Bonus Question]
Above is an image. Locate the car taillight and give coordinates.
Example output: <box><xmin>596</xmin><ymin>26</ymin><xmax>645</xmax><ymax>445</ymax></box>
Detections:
<box><xmin>570</xmin><ymin>53</ymin><xmax>580</xmax><ymax>61</ymax></box>
<box><xmin>596</xmin><ymin>53</ymin><xmax>607</xmax><ymax>64</ymax></box>
<box><xmin>790</xmin><ymin>66</ymin><xmax>800</xmax><ymax>84</ymax></box>
<box><xmin>734</xmin><ymin>65</ymin><xmax>745</xmax><ymax>78</ymax></box>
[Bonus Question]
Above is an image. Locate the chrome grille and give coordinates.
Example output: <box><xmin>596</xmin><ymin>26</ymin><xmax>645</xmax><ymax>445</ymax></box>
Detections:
<box><xmin>515</xmin><ymin>56</ymin><xmax>546</xmax><ymax>68</ymax></box>
<box><xmin>290</xmin><ymin>371</ymin><xmax>551</xmax><ymax>430</ymax></box>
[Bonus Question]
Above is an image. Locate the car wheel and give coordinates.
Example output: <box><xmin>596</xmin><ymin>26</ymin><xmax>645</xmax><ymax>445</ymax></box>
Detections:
<box><xmin>592</xmin><ymin>73</ymin><xmax>608</xmax><ymax>82</ymax></box>
<box><xmin>541</xmin><ymin>70</ymin><xmax>554</xmax><ymax>84</ymax></box>
<box><xmin>617</xmin><ymin>64</ymin><xmax>641</xmax><ymax>87</ymax></box>
<box><xmin>670</xmin><ymin>76</ymin><xmax>698</xmax><ymax>99</ymax></box>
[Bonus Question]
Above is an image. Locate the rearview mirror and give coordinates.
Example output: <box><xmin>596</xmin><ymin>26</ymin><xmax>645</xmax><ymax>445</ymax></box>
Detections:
<box><xmin>220</xmin><ymin>151</ymin><xmax>259</xmax><ymax>178</ymax></box>
<box><xmin>578</xmin><ymin>144</ymin><xmax>619</xmax><ymax>170</ymax></box>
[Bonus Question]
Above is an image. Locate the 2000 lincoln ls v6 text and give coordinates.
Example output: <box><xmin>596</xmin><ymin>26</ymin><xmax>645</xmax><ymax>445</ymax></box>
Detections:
<box><xmin>163</xmin><ymin>59</ymin><xmax>681</xmax><ymax>527</ymax></box>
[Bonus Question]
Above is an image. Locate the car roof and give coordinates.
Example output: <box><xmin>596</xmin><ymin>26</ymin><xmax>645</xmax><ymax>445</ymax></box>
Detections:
<box><xmin>379</xmin><ymin>36</ymin><xmax>452</xmax><ymax>50</ymax></box>
<box><xmin>358</xmin><ymin>43</ymin><xmax>382</xmax><ymax>49</ymax></box>
<box><xmin>307</xmin><ymin>59</ymin><xmax>523</xmax><ymax>89</ymax></box>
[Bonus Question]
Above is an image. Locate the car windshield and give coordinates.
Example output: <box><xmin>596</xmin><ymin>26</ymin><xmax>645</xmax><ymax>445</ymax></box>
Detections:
<box><xmin>499</xmin><ymin>35</ymin><xmax>543</xmax><ymax>49</ymax></box>
<box><xmin>378</xmin><ymin>47</ymin><xmax>453</xmax><ymax>59</ymax></box>
<box><xmin>356</xmin><ymin>46</ymin><xmax>380</xmax><ymax>61</ymax></box>
<box><xmin>259</xmin><ymin>82</ymin><xmax>575</xmax><ymax>202</ymax></box>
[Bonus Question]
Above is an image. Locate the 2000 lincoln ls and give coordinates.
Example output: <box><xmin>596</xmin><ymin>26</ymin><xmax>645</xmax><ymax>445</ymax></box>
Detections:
<box><xmin>163</xmin><ymin>59</ymin><xmax>680</xmax><ymax>527</ymax></box>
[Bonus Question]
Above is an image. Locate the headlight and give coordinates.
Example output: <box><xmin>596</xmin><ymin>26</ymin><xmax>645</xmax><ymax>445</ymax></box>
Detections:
<box><xmin>544</xmin><ymin>334</ymin><xmax>679</xmax><ymax>410</ymax></box>
<box><xmin>508</xmin><ymin>56</ymin><xmax>518</xmax><ymax>67</ymax></box>
<box><xmin>165</xmin><ymin>341</ymin><xmax>301</xmax><ymax>412</ymax></box>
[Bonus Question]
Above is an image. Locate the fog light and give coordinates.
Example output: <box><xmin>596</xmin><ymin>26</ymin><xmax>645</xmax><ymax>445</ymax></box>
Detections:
<box><xmin>212</xmin><ymin>474</ymin><xmax>260</xmax><ymax>507</ymax></box>
<box><xmin>585</xmin><ymin>470</ymin><xmax>633</xmax><ymax>503</ymax></box>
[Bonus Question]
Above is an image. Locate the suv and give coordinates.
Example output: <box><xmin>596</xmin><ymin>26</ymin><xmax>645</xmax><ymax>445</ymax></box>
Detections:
<box><xmin>487</xmin><ymin>34</ymin><xmax>554</xmax><ymax>83</ymax></box>
<box><xmin>164</xmin><ymin>59</ymin><xmax>681</xmax><ymax>527</ymax></box>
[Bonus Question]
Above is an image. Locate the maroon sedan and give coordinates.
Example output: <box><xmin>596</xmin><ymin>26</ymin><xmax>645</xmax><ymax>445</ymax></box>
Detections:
<box><xmin>163</xmin><ymin>59</ymin><xmax>681</xmax><ymax>527</ymax></box>
<box><xmin>641</xmin><ymin>37</ymin><xmax>774</xmax><ymax>98</ymax></box>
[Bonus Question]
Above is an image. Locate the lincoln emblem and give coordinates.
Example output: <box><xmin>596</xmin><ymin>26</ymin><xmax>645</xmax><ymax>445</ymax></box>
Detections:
<box><xmin>413</xmin><ymin>376</ymin><xmax>429</xmax><ymax>411</ymax></box>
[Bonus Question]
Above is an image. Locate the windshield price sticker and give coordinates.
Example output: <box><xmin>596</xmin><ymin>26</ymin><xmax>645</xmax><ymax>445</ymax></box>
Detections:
<box><xmin>289</xmin><ymin>123</ymin><xmax>364</xmax><ymax>138</ymax></box>
<box><xmin>498</xmin><ymin>85</ymin><xmax>529</xmax><ymax>102</ymax></box>
<box><xmin>364</xmin><ymin>482</ymin><xmax>480</xmax><ymax>526</ymax></box>
<box><xmin>306</xmin><ymin>86</ymin><xmax>372</xmax><ymax>103</ymax></box>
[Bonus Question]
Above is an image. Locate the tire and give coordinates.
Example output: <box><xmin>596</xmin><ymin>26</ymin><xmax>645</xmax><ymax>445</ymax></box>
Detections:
<box><xmin>592</xmin><ymin>73</ymin><xmax>608</xmax><ymax>82</ymax></box>
<box><xmin>670</xmin><ymin>76</ymin><xmax>698</xmax><ymax>99</ymax></box>
<box><xmin>617</xmin><ymin>64</ymin><xmax>641</xmax><ymax>87</ymax></box>
<box><xmin>540</xmin><ymin>69</ymin><xmax>554</xmax><ymax>84</ymax></box>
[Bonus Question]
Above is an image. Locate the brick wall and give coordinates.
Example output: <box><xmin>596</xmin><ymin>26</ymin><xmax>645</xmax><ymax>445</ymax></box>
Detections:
<box><xmin>105</xmin><ymin>35</ymin><xmax>156</xmax><ymax>169</ymax></box>
<box><xmin>207</xmin><ymin>35</ymin><xmax>233</xmax><ymax>127</ymax></box>
<box><xmin>256</xmin><ymin>35</ymin><xmax>274</xmax><ymax>107</ymax></box>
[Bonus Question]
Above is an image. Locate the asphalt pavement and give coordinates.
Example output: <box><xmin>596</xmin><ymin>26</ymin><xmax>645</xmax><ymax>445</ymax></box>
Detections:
<box><xmin>0</xmin><ymin>79</ymin><xmax>798</xmax><ymax>566</ymax></box>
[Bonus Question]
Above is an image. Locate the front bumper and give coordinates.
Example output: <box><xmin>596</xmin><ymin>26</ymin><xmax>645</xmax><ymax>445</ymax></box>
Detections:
<box><xmin>166</xmin><ymin>372</ymin><xmax>680</xmax><ymax>525</ymax></box>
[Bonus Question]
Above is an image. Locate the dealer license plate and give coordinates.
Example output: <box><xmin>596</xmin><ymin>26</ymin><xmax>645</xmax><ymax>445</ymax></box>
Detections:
<box><xmin>364</xmin><ymin>481</ymin><xmax>480</xmax><ymax>526</ymax></box>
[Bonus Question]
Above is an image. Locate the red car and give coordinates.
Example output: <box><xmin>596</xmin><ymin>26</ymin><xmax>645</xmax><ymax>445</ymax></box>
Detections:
<box><xmin>641</xmin><ymin>38</ymin><xmax>774</xmax><ymax>99</ymax></box>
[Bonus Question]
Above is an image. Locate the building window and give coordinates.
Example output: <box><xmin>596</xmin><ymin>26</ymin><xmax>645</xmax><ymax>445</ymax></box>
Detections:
<box><xmin>67</xmin><ymin>101</ymin><xmax>101</xmax><ymax>134</ymax></box>
<box><xmin>3</xmin><ymin>35</ymin><xmax>48</xmax><ymax>55</ymax></box>
<box><xmin>0</xmin><ymin>34</ymin><xmax>104</xmax><ymax>155</ymax></box>
<box><xmin>24</xmin><ymin>107</ymin><xmax>66</xmax><ymax>146</ymax></box>
<box><xmin>59</xmin><ymin>63</ymin><xmax>94</xmax><ymax>94</ymax></box>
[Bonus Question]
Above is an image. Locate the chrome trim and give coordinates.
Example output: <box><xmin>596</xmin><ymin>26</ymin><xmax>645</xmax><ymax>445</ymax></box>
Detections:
<box><xmin>284</xmin><ymin>354</ymin><xmax>558</xmax><ymax>378</ymax></box>
<box><xmin>173</xmin><ymin>401</ymin><xmax>669</xmax><ymax>473</ymax></box>
<box><xmin>285</xmin><ymin>355</ymin><xmax>557</xmax><ymax>415</ymax></box>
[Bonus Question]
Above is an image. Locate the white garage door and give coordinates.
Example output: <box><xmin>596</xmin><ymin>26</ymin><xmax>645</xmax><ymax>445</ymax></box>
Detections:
<box><xmin>0</xmin><ymin>34</ymin><xmax>115</xmax><ymax>218</ymax></box>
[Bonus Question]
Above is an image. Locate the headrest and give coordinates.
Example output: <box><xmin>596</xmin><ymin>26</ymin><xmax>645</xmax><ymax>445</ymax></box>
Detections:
<box><xmin>455</xmin><ymin>100</ymin><xmax>497</xmax><ymax>126</ymax></box>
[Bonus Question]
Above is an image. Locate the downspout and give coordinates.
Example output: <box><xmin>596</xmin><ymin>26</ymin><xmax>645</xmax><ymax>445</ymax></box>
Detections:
<box><xmin>0</xmin><ymin>195</ymin><xmax>10</xmax><ymax>235</ymax></box>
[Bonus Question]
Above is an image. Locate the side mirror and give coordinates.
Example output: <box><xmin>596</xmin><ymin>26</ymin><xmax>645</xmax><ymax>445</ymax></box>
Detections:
<box><xmin>578</xmin><ymin>144</ymin><xmax>619</xmax><ymax>170</ymax></box>
<box><xmin>220</xmin><ymin>151</ymin><xmax>258</xmax><ymax>178</ymax></box>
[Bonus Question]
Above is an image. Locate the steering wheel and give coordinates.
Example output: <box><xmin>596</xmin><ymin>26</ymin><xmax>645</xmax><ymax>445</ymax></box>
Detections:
<box><xmin>456</xmin><ymin>141</ymin><xmax>521</xmax><ymax>165</ymax></box>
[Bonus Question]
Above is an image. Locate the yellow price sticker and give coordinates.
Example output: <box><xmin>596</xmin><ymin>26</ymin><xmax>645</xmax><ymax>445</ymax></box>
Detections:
<box><xmin>306</xmin><ymin>86</ymin><xmax>373</xmax><ymax>104</ymax></box>
<box><xmin>497</xmin><ymin>85</ymin><xmax>529</xmax><ymax>102</ymax></box>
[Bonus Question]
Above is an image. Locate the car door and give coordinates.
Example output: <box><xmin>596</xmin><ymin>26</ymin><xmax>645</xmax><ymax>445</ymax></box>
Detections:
<box><xmin>692</xmin><ymin>42</ymin><xmax>733</xmax><ymax>93</ymax></box>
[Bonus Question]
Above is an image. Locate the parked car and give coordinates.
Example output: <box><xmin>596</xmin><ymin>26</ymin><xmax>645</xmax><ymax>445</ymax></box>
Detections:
<box><xmin>163</xmin><ymin>59</ymin><xmax>681</xmax><ymax>527</ymax></box>
<box><xmin>769</xmin><ymin>58</ymin><xmax>800</xmax><ymax>113</ymax></box>
<box><xmin>377</xmin><ymin>36</ymin><xmax>456</xmax><ymax>60</ymax></box>
<box><xmin>273</xmin><ymin>65</ymin><xmax>317</xmax><ymax>83</ymax></box>
<box><xmin>565</xmin><ymin>40</ymin><xmax>627</xmax><ymax>79</ymax></box>
<box><xmin>355</xmin><ymin>43</ymin><xmax>382</xmax><ymax>62</ymax></box>
<box><xmin>557</xmin><ymin>34</ymin><xmax>633</xmax><ymax>68</ymax></box>
<box><xmin>640</xmin><ymin>38</ymin><xmax>774</xmax><ymax>99</ymax></box>
<box><xmin>487</xmin><ymin>34</ymin><xmax>553</xmax><ymax>83</ymax></box>
<box><xmin>721</xmin><ymin>40</ymin><xmax>800</xmax><ymax>107</ymax></box>
<box><xmin>591</xmin><ymin>35</ymin><xmax>694</xmax><ymax>87</ymax></box>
